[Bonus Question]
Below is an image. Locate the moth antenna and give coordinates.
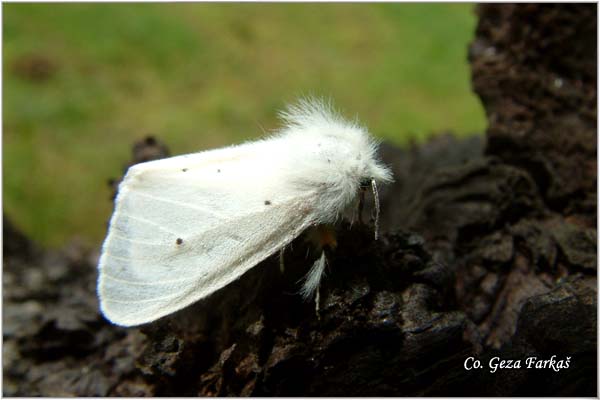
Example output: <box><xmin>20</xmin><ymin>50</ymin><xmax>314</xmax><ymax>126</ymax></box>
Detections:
<box><xmin>371</xmin><ymin>179</ymin><xmax>381</xmax><ymax>240</ymax></box>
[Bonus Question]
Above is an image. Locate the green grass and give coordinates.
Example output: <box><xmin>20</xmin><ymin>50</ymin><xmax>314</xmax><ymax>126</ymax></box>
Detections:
<box><xmin>3</xmin><ymin>3</ymin><xmax>486</xmax><ymax>248</ymax></box>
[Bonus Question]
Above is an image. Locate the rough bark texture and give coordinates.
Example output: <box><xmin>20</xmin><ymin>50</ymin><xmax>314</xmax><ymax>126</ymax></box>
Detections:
<box><xmin>3</xmin><ymin>4</ymin><xmax>596</xmax><ymax>396</ymax></box>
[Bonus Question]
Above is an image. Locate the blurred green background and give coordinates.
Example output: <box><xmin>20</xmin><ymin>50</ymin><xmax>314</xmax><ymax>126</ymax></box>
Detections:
<box><xmin>3</xmin><ymin>3</ymin><xmax>486</xmax><ymax>248</ymax></box>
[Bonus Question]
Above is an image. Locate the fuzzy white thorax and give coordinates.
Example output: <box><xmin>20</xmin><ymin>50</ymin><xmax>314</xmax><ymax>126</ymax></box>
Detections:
<box><xmin>275</xmin><ymin>98</ymin><xmax>393</xmax><ymax>225</ymax></box>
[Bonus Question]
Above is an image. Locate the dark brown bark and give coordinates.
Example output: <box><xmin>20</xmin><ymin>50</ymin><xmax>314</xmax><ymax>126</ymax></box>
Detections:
<box><xmin>3</xmin><ymin>4</ymin><xmax>596</xmax><ymax>396</ymax></box>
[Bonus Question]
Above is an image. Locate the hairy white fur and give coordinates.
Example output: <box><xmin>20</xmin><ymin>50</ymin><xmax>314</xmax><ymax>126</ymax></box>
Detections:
<box><xmin>97</xmin><ymin>98</ymin><xmax>393</xmax><ymax>326</ymax></box>
<box><xmin>300</xmin><ymin>251</ymin><xmax>328</xmax><ymax>300</ymax></box>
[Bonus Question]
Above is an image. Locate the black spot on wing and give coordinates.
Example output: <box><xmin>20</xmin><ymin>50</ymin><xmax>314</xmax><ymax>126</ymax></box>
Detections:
<box><xmin>264</xmin><ymin>200</ymin><xmax>271</xmax><ymax>205</ymax></box>
<box><xmin>176</xmin><ymin>238</ymin><xmax>183</xmax><ymax>245</ymax></box>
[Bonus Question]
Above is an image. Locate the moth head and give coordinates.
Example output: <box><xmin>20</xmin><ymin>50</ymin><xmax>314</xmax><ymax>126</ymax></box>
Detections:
<box><xmin>350</xmin><ymin>136</ymin><xmax>393</xmax><ymax>192</ymax></box>
<box><xmin>363</xmin><ymin>157</ymin><xmax>393</xmax><ymax>185</ymax></box>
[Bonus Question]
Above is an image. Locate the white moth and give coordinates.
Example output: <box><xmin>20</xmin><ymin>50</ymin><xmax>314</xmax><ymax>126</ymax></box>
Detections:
<box><xmin>97</xmin><ymin>99</ymin><xmax>393</xmax><ymax>326</ymax></box>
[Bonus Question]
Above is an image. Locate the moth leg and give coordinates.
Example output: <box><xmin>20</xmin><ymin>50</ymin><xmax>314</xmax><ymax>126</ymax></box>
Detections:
<box><xmin>315</xmin><ymin>285</ymin><xmax>321</xmax><ymax>320</ymax></box>
<box><xmin>279</xmin><ymin>247</ymin><xmax>285</xmax><ymax>273</ymax></box>
<box><xmin>301</xmin><ymin>225</ymin><xmax>337</xmax><ymax>317</ymax></box>
<box><xmin>357</xmin><ymin>186</ymin><xmax>366</xmax><ymax>225</ymax></box>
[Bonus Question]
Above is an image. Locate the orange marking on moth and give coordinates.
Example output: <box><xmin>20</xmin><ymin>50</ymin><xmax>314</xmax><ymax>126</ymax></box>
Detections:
<box><xmin>314</xmin><ymin>225</ymin><xmax>337</xmax><ymax>250</ymax></box>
